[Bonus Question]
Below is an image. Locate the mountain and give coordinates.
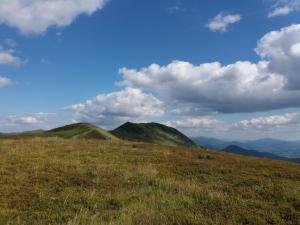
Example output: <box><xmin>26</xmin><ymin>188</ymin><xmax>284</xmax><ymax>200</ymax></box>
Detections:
<box><xmin>223</xmin><ymin>145</ymin><xmax>300</xmax><ymax>163</ymax></box>
<box><xmin>193</xmin><ymin>136</ymin><xmax>300</xmax><ymax>158</ymax></box>
<box><xmin>237</xmin><ymin>138</ymin><xmax>300</xmax><ymax>158</ymax></box>
<box><xmin>0</xmin><ymin>123</ymin><xmax>119</xmax><ymax>141</ymax></box>
<box><xmin>111</xmin><ymin>122</ymin><xmax>196</xmax><ymax>147</ymax></box>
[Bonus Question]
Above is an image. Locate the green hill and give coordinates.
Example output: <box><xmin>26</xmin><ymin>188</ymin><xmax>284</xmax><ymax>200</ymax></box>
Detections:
<box><xmin>111</xmin><ymin>122</ymin><xmax>196</xmax><ymax>147</ymax></box>
<box><xmin>0</xmin><ymin>123</ymin><xmax>119</xmax><ymax>141</ymax></box>
<box><xmin>0</xmin><ymin>130</ymin><xmax>46</xmax><ymax>139</ymax></box>
<box><xmin>46</xmin><ymin>123</ymin><xmax>118</xmax><ymax>140</ymax></box>
<box><xmin>0</xmin><ymin>122</ymin><xmax>196</xmax><ymax>146</ymax></box>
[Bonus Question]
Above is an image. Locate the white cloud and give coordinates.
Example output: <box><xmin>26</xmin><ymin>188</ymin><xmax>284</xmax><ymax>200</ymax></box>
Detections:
<box><xmin>207</xmin><ymin>13</ymin><xmax>241</xmax><ymax>32</ymax></box>
<box><xmin>268</xmin><ymin>0</ymin><xmax>300</xmax><ymax>17</ymax></box>
<box><xmin>119</xmin><ymin>24</ymin><xmax>300</xmax><ymax>115</ymax></box>
<box><xmin>166</xmin><ymin>112</ymin><xmax>300</xmax><ymax>138</ymax></box>
<box><xmin>234</xmin><ymin>113</ymin><xmax>300</xmax><ymax>129</ymax></box>
<box><xmin>166</xmin><ymin>117</ymin><xmax>226</xmax><ymax>130</ymax></box>
<box><xmin>0</xmin><ymin>0</ymin><xmax>107</xmax><ymax>35</ymax></box>
<box><xmin>290</xmin><ymin>43</ymin><xmax>300</xmax><ymax>57</ymax></box>
<box><xmin>65</xmin><ymin>88</ymin><xmax>164</xmax><ymax>127</ymax></box>
<box><xmin>268</xmin><ymin>6</ymin><xmax>293</xmax><ymax>17</ymax></box>
<box><xmin>0</xmin><ymin>76</ymin><xmax>11</xmax><ymax>88</ymax></box>
<box><xmin>0</xmin><ymin>39</ymin><xmax>23</xmax><ymax>66</ymax></box>
<box><xmin>0</xmin><ymin>51</ymin><xmax>22</xmax><ymax>66</ymax></box>
<box><xmin>6</xmin><ymin>112</ymin><xmax>56</xmax><ymax>126</ymax></box>
<box><xmin>119</xmin><ymin>60</ymin><xmax>295</xmax><ymax>114</ymax></box>
<box><xmin>165</xmin><ymin>117</ymin><xmax>229</xmax><ymax>138</ymax></box>
<box><xmin>256</xmin><ymin>24</ymin><xmax>300</xmax><ymax>90</ymax></box>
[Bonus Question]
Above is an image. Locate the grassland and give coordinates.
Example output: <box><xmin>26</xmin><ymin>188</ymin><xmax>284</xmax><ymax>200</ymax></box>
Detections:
<box><xmin>0</xmin><ymin>138</ymin><xmax>299</xmax><ymax>225</ymax></box>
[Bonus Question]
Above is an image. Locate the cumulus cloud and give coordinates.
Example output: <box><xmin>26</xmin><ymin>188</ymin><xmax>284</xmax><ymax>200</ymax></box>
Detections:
<box><xmin>207</xmin><ymin>13</ymin><xmax>241</xmax><ymax>32</ymax></box>
<box><xmin>119</xmin><ymin>60</ymin><xmax>297</xmax><ymax>114</ymax></box>
<box><xmin>6</xmin><ymin>112</ymin><xmax>56</xmax><ymax>126</ymax></box>
<box><xmin>290</xmin><ymin>43</ymin><xmax>300</xmax><ymax>57</ymax></box>
<box><xmin>65</xmin><ymin>88</ymin><xmax>164</xmax><ymax>127</ymax></box>
<box><xmin>234</xmin><ymin>112</ymin><xmax>300</xmax><ymax>129</ymax></box>
<box><xmin>166</xmin><ymin>117</ymin><xmax>227</xmax><ymax>131</ymax></box>
<box><xmin>119</xmin><ymin>24</ymin><xmax>300</xmax><ymax>115</ymax></box>
<box><xmin>256</xmin><ymin>24</ymin><xmax>300</xmax><ymax>90</ymax></box>
<box><xmin>0</xmin><ymin>51</ymin><xmax>22</xmax><ymax>66</ymax></box>
<box><xmin>0</xmin><ymin>0</ymin><xmax>107</xmax><ymax>35</ymax></box>
<box><xmin>268</xmin><ymin>0</ymin><xmax>300</xmax><ymax>17</ymax></box>
<box><xmin>166</xmin><ymin>112</ymin><xmax>300</xmax><ymax>138</ymax></box>
<box><xmin>0</xmin><ymin>76</ymin><xmax>11</xmax><ymax>88</ymax></box>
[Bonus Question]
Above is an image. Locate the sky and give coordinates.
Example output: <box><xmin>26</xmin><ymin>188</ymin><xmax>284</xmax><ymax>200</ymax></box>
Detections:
<box><xmin>0</xmin><ymin>0</ymin><xmax>300</xmax><ymax>141</ymax></box>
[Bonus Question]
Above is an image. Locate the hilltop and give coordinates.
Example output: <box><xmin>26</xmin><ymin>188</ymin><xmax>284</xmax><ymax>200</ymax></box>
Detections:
<box><xmin>46</xmin><ymin>123</ymin><xmax>118</xmax><ymax>140</ymax></box>
<box><xmin>111</xmin><ymin>122</ymin><xmax>196</xmax><ymax>147</ymax></box>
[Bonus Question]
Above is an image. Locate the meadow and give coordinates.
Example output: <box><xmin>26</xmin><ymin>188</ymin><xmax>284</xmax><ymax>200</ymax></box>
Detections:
<box><xmin>0</xmin><ymin>138</ymin><xmax>299</xmax><ymax>225</ymax></box>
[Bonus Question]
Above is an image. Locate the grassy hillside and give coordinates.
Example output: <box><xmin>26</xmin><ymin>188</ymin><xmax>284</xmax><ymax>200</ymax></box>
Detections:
<box><xmin>0</xmin><ymin>123</ymin><xmax>118</xmax><ymax>141</ymax></box>
<box><xmin>46</xmin><ymin>123</ymin><xmax>118</xmax><ymax>140</ymax></box>
<box><xmin>111</xmin><ymin>122</ymin><xmax>196</xmax><ymax>147</ymax></box>
<box><xmin>0</xmin><ymin>130</ymin><xmax>45</xmax><ymax>139</ymax></box>
<box><xmin>0</xmin><ymin>138</ymin><xmax>299</xmax><ymax>224</ymax></box>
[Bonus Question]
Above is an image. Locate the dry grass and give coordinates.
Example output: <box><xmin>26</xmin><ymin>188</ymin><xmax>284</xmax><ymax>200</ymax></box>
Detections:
<box><xmin>0</xmin><ymin>138</ymin><xmax>299</xmax><ymax>225</ymax></box>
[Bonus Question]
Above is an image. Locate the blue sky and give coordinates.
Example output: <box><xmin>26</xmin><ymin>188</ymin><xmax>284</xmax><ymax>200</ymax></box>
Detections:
<box><xmin>0</xmin><ymin>0</ymin><xmax>300</xmax><ymax>140</ymax></box>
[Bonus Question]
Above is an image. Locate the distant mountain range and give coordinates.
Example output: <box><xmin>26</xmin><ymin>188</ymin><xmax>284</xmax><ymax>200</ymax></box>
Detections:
<box><xmin>192</xmin><ymin>136</ymin><xmax>300</xmax><ymax>159</ymax></box>
<box><xmin>0</xmin><ymin>122</ymin><xmax>196</xmax><ymax>148</ymax></box>
<box><xmin>223</xmin><ymin>145</ymin><xmax>300</xmax><ymax>163</ymax></box>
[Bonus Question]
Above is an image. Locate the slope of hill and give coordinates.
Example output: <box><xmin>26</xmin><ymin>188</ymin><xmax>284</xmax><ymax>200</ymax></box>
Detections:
<box><xmin>223</xmin><ymin>145</ymin><xmax>300</xmax><ymax>163</ymax></box>
<box><xmin>0</xmin><ymin>130</ymin><xmax>46</xmax><ymax>139</ymax></box>
<box><xmin>0</xmin><ymin>138</ymin><xmax>299</xmax><ymax>224</ymax></box>
<box><xmin>111</xmin><ymin>122</ymin><xmax>196</xmax><ymax>147</ymax></box>
<box><xmin>46</xmin><ymin>123</ymin><xmax>118</xmax><ymax>140</ymax></box>
<box><xmin>0</xmin><ymin>123</ymin><xmax>119</xmax><ymax>141</ymax></box>
<box><xmin>193</xmin><ymin>136</ymin><xmax>300</xmax><ymax>158</ymax></box>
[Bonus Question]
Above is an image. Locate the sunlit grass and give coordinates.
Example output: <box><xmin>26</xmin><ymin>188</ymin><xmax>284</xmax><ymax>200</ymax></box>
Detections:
<box><xmin>0</xmin><ymin>138</ymin><xmax>299</xmax><ymax>224</ymax></box>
